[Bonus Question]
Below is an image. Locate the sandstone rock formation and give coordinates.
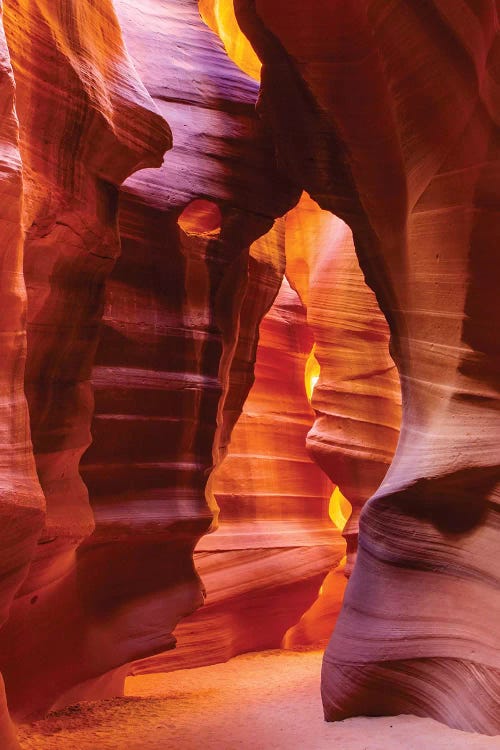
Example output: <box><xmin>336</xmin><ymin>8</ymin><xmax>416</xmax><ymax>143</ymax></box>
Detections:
<box><xmin>200</xmin><ymin>0</ymin><xmax>261</xmax><ymax>80</ymax></box>
<box><xmin>75</xmin><ymin>0</ymin><xmax>300</xmax><ymax>690</ymax></box>
<box><xmin>130</xmin><ymin>275</ymin><xmax>343</xmax><ymax>674</ymax></box>
<box><xmin>0</xmin><ymin>14</ymin><xmax>45</xmax><ymax>748</ymax></box>
<box><xmin>285</xmin><ymin>193</ymin><xmax>401</xmax><ymax>574</ymax></box>
<box><xmin>0</xmin><ymin>0</ymin><xmax>300</xmax><ymax>733</ymax></box>
<box><xmin>282</xmin><ymin>193</ymin><xmax>401</xmax><ymax>647</ymax></box>
<box><xmin>0</xmin><ymin>0</ymin><xmax>171</xmax><ymax>727</ymax></box>
<box><xmin>0</xmin><ymin>0</ymin><xmax>495</xmax><ymax>744</ymax></box>
<box><xmin>0</xmin><ymin>0</ymin><xmax>296</xmax><ymax>738</ymax></box>
<box><xmin>235</xmin><ymin>0</ymin><xmax>500</xmax><ymax>735</ymax></box>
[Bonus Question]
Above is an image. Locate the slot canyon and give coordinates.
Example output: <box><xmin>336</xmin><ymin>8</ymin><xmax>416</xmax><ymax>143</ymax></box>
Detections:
<box><xmin>0</xmin><ymin>0</ymin><xmax>497</xmax><ymax>748</ymax></box>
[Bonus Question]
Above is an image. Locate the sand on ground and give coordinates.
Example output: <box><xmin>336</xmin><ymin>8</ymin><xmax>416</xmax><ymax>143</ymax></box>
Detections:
<box><xmin>17</xmin><ymin>650</ymin><xmax>500</xmax><ymax>750</ymax></box>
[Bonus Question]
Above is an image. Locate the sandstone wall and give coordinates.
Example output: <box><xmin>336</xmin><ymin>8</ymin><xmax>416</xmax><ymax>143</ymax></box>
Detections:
<box><xmin>0</xmin><ymin>0</ymin><xmax>297</xmax><ymax>736</ymax></box>
<box><xmin>236</xmin><ymin>0</ymin><xmax>500</xmax><ymax>734</ymax></box>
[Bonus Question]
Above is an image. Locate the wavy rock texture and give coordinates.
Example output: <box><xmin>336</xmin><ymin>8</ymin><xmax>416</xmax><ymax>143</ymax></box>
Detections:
<box><xmin>0</xmin><ymin>8</ymin><xmax>45</xmax><ymax>747</ymax></box>
<box><xmin>236</xmin><ymin>0</ymin><xmax>500</xmax><ymax>734</ymax></box>
<box><xmin>0</xmin><ymin>0</ymin><xmax>495</xmax><ymax>743</ymax></box>
<box><xmin>74</xmin><ymin>0</ymin><xmax>296</xmax><ymax>705</ymax></box>
<box><xmin>213</xmin><ymin>277</ymin><xmax>335</xmax><ymax>556</ymax></box>
<box><xmin>283</xmin><ymin>192</ymin><xmax>400</xmax><ymax>646</ymax></box>
<box><xmin>0</xmin><ymin>0</ymin><xmax>298</xmax><ymax>730</ymax></box>
<box><xmin>285</xmin><ymin>193</ymin><xmax>401</xmax><ymax>574</ymax></box>
<box><xmin>129</xmin><ymin>275</ymin><xmax>343</xmax><ymax>674</ymax></box>
<box><xmin>0</xmin><ymin>0</ymin><xmax>170</xmax><ymax>725</ymax></box>
<box><xmin>0</xmin><ymin>0</ymin><xmax>297</xmax><ymax>727</ymax></box>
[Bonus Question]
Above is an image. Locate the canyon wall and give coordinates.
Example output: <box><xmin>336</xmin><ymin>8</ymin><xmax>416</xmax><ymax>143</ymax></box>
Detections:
<box><xmin>285</xmin><ymin>193</ymin><xmax>401</xmax><ymax>574</ymax></box>
<box><xmin>130</xmin><ymin>274</ymin><xmax>343</xmax><ymax>674</ymax></box>
<box><xmin>284</xmin><ymin>193</ymin><xmax>401</xmax><ymax>647</ymax></box>
<box><xmin>0</xmin><ymin>0</ymin><xmax>495</xmax><ymax>744</ymax></box>
<box><xmin>0</xmin><ymin>0</ymin><xmax>299</xmax><ymax>736</ymax></box>
<box><xmin>235</xmin><ymin>0</ymin><xmax>500</xmax><ymax>735</ymax></box>
<box><xmin>0</xmin><ymin>0</ymin><xmax>171</xmax><ymax>725</ymax></box>
<box><xmin>0</xmin><ymin>11</ymin><xmax>46</xmax><ymax>747</ymax></box>
<box><xmin>77</xmin><ymin>0</ymin><xmax>305</xmax><ymax>688</ymax></box>
<box><xmin>130</xmin><ymin>185</ymin><xmax>401</xmax><ymax>667</ymax></box>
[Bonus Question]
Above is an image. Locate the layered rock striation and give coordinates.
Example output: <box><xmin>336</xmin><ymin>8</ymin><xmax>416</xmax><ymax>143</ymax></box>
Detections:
<box><xmin>0</xmin><ymin>0</ymin><xmax>301</xmax><ymax>734</ymax></box>
<box><xmin>130</xmin><ymin>275</ymin><xmax>343</xmax><ymax>673</ymax></box>
<box><xmin>0</xmin><ymin>10</ymin><xmax>45</xmax><ymax>747</ymax></box>
<box><xmin>236</xmin><ymin>0</ymin><xmax>500</xmax><ymax>734</ymax></box>
<box><xmin>0</xmin><ymin>0</ymin><xmax>171</xmax><ymax>727</ymax></box>
<box><xmin>18</xmin><ymin>0</ymin><xmax>295</xmax><ymax>716</ymax></box>
<box><xmin>0</xmin><ymin>0</ymin><xmax>298</xmax><ymax>734</ymax></box>
<box><xmin>0</xmin><ymin>0</ymin><xmax>495</xmax><ymax>743</ymax></box>
<box><xmin>285</xmin><ymin>193</ymin><xmax>401</xmax><ymax>574</ymax></box>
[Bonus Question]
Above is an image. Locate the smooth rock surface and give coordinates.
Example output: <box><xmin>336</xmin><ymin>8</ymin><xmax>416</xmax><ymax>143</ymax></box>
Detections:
<box><xmin>236</xmin><ymin>0</ymin><xmax>500</xmax><ymax>734</ymax></box>
<box><xmin>57</xmin><ymin>0</ymin><xmax>296</xmax><ymax>709</ymax></box>
<box><xmin>0</xmin><ymin>0</ymin><xmax>170</xmax><ymax>725</ymax></box>
<box><xmin>285</xmin><ymin>192</ymin><xmax>401</xmax><ymax>572</ymax></box>
<box><xmin>0</xmin><ymin>9</ymin><xmax>45</xmax><ymax>746</ymax></box>
<box><xmin>0</xmin><ymin>0</ymin><xmax>495</xmax><ymax>744</ymax></box>
<box><xmin>130</xmin><ymin>277</ymin><xmax>343</xmax><ymax>674</ymax></box>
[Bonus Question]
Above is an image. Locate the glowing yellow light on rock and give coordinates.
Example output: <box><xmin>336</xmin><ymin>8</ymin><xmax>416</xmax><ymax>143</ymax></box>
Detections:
<box><xmin>178</xmin><ymin>199</ymin><xmax>222</xmax><ymax>235</ymax></box>
<box><xmin>329</xmin><ymin>487</ymin><xmax>352</xmax><ymax>532</ymax></box>
<box><xmin>305</xmin><ymin>344</ymin><xmax>320</xmax><ymax>402</ymax></box>
<box><xmin>199</xmin><ymin>0</ymin><xmax>261</xmax><ymax>81</ymax></box>
<box><xmin>304</xmin><ymin>347</ymin><xmax>352</xmax><ymax>534</ymax></box>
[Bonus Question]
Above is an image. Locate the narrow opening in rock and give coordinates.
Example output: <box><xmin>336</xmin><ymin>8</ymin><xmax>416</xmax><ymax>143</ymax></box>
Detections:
<box><xmin>198</xmin><ymin>0</ymin><xmax>261</xmax><ymax>81</ymax></box>
<box><xmin>177</xmin><ymin>199</ymin><xmax>222</xmax><ymax>235</ymax></box>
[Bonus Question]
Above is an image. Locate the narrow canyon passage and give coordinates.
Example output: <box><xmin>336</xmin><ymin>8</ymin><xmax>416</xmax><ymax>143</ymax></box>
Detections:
<box><xmin>17</xmin><ymin>651</ymin><xmax>500</xmax><ymax>750</ymax></box>
<box><xmin>0</xmin><ymin>1</ymin><xmax>497</xmax><ymax>748</ymax></box>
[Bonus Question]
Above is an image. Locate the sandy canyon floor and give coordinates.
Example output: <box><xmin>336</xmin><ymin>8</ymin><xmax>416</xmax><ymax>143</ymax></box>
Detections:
<box><xmin>18</xmin><ymin>650</ymin><xmax>500</xmax><ymax>749</ymax></box>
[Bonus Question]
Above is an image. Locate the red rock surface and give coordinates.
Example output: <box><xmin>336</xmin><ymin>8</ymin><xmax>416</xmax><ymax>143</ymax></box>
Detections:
<box><xmin>236</xmin><ymin>0</ymin><xmax>500</xmax><ymax>735</ymax></box>
<box><xmin>74</xmin><ymin>0</ymin><xmax>299</xmax><ymax>689</ymax></box>
<box><xmin>0</xmin><ymin>0</ymin><xmax>171</xmax><ymax>729</ymax></box>
<box><xmin>130</xmin><ymin>275</ymin><xmax>343</xmax><ymax>674</ymax></box>
<box><xmin>213</xmin><ymin>276</ymin><xmax>334</xmax><ymax>550</ymax></box>
<box><xmin>0</xmin><ymin>0</ymin><xmax>496</xmax><ymax>744</ymax></box>
<box><xmin>285</xmin><ymin>193</ymin><xmax>401</xmax><ymax>574</ymax></box>
<box><xmin>0</xmin><ymin>0</ymin><xmax>298</xmax><ymax>727</ymax></box>
<box><xmin>0</xmin><ymin>1</ymin><xmax>301</xmax><ymax>737</ymax></box>
<box><xmin>0</xmin><ymin>12</ymin><xmax>45</xmax><ymax>747</ymax></box>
